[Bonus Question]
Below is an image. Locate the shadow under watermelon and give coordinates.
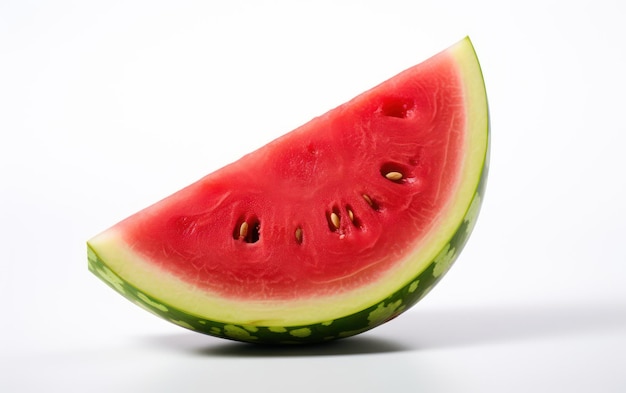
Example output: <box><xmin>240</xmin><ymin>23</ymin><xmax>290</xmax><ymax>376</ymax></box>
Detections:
<box><xmin>138</xmin><ymin>331</ymin><xmax>412</xmax><ymax>357</ymax></box>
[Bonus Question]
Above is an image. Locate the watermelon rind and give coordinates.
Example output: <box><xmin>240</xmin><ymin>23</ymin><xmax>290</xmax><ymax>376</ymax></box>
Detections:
<box><xmin>87</xmin><ymin>169</ymin><xmax>486</xmax><ymax>344</ymax></box>
<box><xmin>87</xmin><ymin>36</ymin><xmax>489</xmax><ymax>344</ymax></box>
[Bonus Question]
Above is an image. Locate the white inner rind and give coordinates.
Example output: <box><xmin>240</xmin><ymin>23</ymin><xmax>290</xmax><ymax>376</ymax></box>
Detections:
<box><xmin>88</xmin><ymin>37</ymin><xmax>489</xmax><ymax>327</ymax></box>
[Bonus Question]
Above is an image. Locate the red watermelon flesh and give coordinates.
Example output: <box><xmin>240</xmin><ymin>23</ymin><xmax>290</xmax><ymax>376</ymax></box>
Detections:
<box><xmin>88</xmin><ymin>37</ymin><xmax>489</xmax><ymax>342</ymax></box>
<box><xmin>120</xmin><ymin>60</ymin><xmax>463</xmax><ymax>299</ymax></box>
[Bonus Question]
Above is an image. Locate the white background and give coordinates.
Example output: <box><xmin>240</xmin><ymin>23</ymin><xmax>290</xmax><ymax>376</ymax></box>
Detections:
<box><xmin>2</xmin><ymin>0</ymin><xmax>625</xmax><ymax>392</ymax></box>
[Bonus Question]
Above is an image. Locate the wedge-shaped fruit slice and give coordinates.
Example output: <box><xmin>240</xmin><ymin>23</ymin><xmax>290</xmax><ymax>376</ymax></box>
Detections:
<box><xmin>88</xmin><ymin>36</ymin><xmax>489</xmax><ymax>344</ymax></box>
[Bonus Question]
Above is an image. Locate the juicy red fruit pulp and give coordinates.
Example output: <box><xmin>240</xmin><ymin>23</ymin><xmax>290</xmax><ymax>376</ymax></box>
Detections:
<box><xmin>119</xmin><ymin>51</ymin><xmax>465</xmax><ymax>300</ymax></box>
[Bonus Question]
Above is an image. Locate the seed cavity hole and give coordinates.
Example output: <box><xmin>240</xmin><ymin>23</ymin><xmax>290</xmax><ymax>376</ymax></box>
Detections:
<box><xmin>234</xmin><ymin>216</ymin><xmax>260</xmax><ymax>243</ymax></box>
<box><xmin>346</xmin><ymin>205</ymin><xmax>362</xmax><ymax>228</ymax></box>
<box><xmin>379</xmin><ymin>97</ymin><xmax>415</xmax><ymax>119</ymax></box>
<box><xmin>362</xmin><ymin>193</ymin><xmax>380</xmax><ymax>211</ymax></box>
<box><xmin>326</xmin><ymin>207</ymin><xmax>341</xmax><ymax>232</ymax></box>
<box><xmin>295</xmin><ymin>227</ymin><xmax>303</xmax><ymax>244</ymax></box>
<box><xmin>380</xmin><ymin>162</ymin><xmax>414</xmax><ymax>184</ymax></box>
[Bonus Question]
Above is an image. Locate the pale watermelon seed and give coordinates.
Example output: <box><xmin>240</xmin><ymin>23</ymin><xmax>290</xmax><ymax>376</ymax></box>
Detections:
<box><xmin>295</xmin><ymin>227</ymin><xmax>303</xmax><ymax>244</ymax></box>
<box><xmin>346</xmin><ymin>205</ymin><xmax>362</xmax><ymax>228</ymax></box>
<box><xmin>236</xmin><ymin>219</ymin><xmax>260</xmax><ymax>243</ymax></box>
<box><xmin>347</xmin><ymin>208</ymin><xmax>354</xmax><ymax>222</ymax></box>
<box><xmin>330</xmin><ymin>212</ymin><xmax>340</xmax><ymax>229</ymax></box>
<box><xmin>362</xmin><ymin>193</ymin><xmax>379</xmax><ymax>210</ymax></box>
<box><xmin>239</xmin><ymin>221</ymin><xmax>249</xmax><ymax>239</ymax></box>
<box><xmin>385</xmin><ymin>171</ymin><xmax>403</xmax><ymax>181</ymax></box>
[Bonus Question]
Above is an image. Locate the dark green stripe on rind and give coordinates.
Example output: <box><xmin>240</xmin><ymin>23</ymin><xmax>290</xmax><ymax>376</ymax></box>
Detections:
<box><xmin>87</xmin><ymin>148</ymin><xmax>488</xmax><ymax>345</ymax></box>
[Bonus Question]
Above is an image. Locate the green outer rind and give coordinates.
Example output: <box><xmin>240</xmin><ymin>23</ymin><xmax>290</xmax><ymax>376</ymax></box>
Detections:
<box><xmin>87</xmin><ymin>157</ymin><xmax>488</xmax><ymax>344</ymax></box>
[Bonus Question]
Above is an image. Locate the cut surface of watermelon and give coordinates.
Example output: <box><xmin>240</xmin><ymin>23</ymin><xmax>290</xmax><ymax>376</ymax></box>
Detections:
<box><xmin>88</xmin><ymin>36</ymin><xmax>489</xmax><ymax>344</ymax></box>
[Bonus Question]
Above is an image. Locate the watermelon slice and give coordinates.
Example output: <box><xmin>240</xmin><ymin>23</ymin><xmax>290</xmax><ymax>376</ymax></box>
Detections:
<box><xmin>88</xmin><ymin>37</ymin><xmax>489</xmax><ymax>344</ymax></box>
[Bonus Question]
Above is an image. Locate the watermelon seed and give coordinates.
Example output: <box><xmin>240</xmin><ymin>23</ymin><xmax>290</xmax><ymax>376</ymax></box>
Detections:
<box><xmin>346</xmin><ymin>205</ymin><xmax>362</xmax><ymax>228</ymax></box>
<box><xmin>381</xmin><ymin>162</ymin><xmax>413</xmax><ymax>184</ymax></box>
<box><xmin>295</xmin><ymin>227</ymin><xmax>303</xmax><ymax>244</ymax></box>
<box><xmin>239</xmin><ymin>222</ymin><xmax>249</xmax><ymax>239</ymax></box>
<box><xmin>362</xmin><ymin>193</ymin><xmax>379</xmax><ymax>210</ymax></box>
<box><xmin>234</xmin><ymin>217</ymin><xmax>260</xmax><ymax>243</ymax></box>
<box><xmin>326</xmin><ymin>207</ymin><xmax>343</xmax><ymax>232</ymax></box>
<box><xmin>347</xmin><ymin>208</ymin><xmax>354</xmax><ymax>222</ymax></box>
<box><xmin>385</xmin><ymin>171</ymin><xmax>403</xmax><ymax>181</ymax></box>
